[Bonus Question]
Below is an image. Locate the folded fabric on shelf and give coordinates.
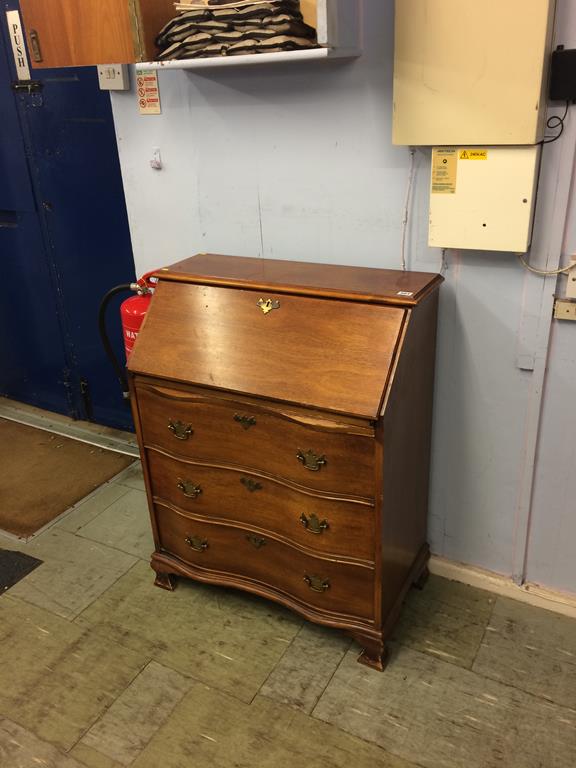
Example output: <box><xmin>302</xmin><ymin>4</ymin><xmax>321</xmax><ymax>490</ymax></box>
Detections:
<box><xmin>156</xmin><ymin>0</ymin><xmax>317</xmax><ymax>60</ymax></box>
<box><xmin>211</xmin><ymin>4</ymin><xmax>303</xmax><ymax>22</ymax></box>
<box><xmin>157</xmin><ymin>31</ymin><xmax>215</xmax><ymax>59</ymax></box>
<box><xmin>227</xmin><ymin>34</ymin><xmax>314</xmax><ymax>55</ymax></box>
<box><xmin>175</xmin><ymin>0</ymin><xmax>301</xmax><ymax>10</ymax></box>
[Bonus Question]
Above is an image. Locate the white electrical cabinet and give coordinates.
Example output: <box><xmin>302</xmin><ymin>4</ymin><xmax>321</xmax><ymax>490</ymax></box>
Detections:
<box><xmin>393</xmin><ymin>0</ymin><xmax>555</xmax><ymax>146</ymax></box>
<box><xmin>428</xmin><ymin>146</ymin><xmax>541</xmax><ymax>252</ymax></box>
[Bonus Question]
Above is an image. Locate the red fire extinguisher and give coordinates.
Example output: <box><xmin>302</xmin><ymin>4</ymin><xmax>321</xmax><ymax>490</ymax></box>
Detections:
<box><xmin>120</xmin><ymin>272</ymin><xmax>157</xmax><ymax>358</ymax></box>
<box><xmin>99</xmin><ymin>271</ymin><xmax>158</xmax><ymax>399</ymax></box>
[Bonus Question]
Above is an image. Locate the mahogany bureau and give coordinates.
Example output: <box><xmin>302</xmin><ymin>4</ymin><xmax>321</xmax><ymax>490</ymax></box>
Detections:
<box><xmin>127</xmin><ymin>253</ymin><xmax>443</xmax><ymax>670</ymax></box>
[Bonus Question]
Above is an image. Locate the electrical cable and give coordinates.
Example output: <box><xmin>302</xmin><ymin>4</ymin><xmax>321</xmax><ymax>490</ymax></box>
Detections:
<box><xmin>400</xmin><ymin>147</ymin><xmax>416</xmax><ymax>271</ymax></box>
<box><xmin>517</xmin><ymin>102</ymin><xmax>572</xmax><ymax>275</ymax></box>
<box><xmin>538</xmin><ymin>100</ymin><xmax>570</xmax><ymax>144</ymax></box>
<box><xmin>98</xmin><ymin>283</ymin><xmax>133</xmax><ymax>398</ymax></box>
<box><xmin>517</xmin><ymin>253</ymin><xmax>576</xmax><ymax>276</ymax></box>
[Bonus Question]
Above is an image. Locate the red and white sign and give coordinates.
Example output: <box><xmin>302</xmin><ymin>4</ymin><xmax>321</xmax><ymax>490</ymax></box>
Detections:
<box><xmin>137</xmin><ymin>70</ymin><xmax>161</xmax><ymax>115</ymax></box>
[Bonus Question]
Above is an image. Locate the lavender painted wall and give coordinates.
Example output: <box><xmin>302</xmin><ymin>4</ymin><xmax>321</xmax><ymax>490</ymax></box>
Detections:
<box><xmin>109</xmin><ymin>0</ymin><xmax>576</xmax><ymax>591</ymax></box>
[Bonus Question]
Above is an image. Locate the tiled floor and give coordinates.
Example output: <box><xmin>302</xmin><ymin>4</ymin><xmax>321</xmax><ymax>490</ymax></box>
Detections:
<box><xmin>1</xmin><ymin>463</ymin><xmax>575</xmax><ymax>767</ymax></box>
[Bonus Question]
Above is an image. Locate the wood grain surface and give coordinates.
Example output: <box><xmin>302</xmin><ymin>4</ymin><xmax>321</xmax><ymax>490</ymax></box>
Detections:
<box><xmin>146</xmin><ymin>448</ymin><xmax>375</xmax><ymax>562</ymax></box>
<box><xmin>19</xmin><ymin>0</ymin><xmax>174</xmax><ymax>67</ymax></box>
<box><xmin>129</xmin><ymin>254</ymin><xmax>443</xmax><ymax>670</ymax></box>
<box><xmin>135</xmin><ymin>383</ymin><xmax>376</xmax><ymax>497</ymax></box>
<box><xmin>128</xmin><ymin>282</ymin><xmax>405</xmax><ymax>419</ymax></box>
<box><xmin>159</xmin><ymin>253</ymin><xmax>443</xmax><ymax>307</ymax></box>
<box><xmin>20</xmin><ymin>0</ymin><xmax>135</xmax><ymax>67</ymax></box>
<box><xmin>154</xmin><ymin>501</ymin><xmax>376</xmax><ymax>621</ymax></box>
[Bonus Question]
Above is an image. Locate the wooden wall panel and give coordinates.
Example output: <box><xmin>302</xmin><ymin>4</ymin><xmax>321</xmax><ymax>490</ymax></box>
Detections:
<box><xmin>20</xmin><ymin>0</ymin><xmax>135</xmax><ymax>68</ymax></box>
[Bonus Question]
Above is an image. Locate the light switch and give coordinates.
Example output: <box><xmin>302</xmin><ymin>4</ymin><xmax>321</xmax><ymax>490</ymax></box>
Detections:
<box><xmin>97</xmin><ymin>64</ymin><xmax>129</xmax><ymax>91</ymax></box>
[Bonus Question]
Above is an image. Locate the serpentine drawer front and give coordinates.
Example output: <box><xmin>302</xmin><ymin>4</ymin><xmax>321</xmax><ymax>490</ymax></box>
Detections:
<box><xmin>154</xmin><ymin>502</ymin><xmax>375</xmax><ymax>622</ymax></box>
<box><xmin>135</xmin><ymin>383</ymin><xmax>376</xmax><ymax>498</ymax></box>
<box><xmin>128</xmin><ymin>253</ymin><xmax>443</xmax><ymax>671</ymax></box>
<box><xmin>146</xmin><ymin>449</ymin><xmax>376</xmax><ymax>562</ymax></box>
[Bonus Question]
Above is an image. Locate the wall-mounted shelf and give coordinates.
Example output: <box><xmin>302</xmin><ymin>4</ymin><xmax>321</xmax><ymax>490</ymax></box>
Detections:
<box><xmin>135</xmin><ymin>46</ymin><xmax>359</xmax><ymax>71</ymax></box>
<box><xmin>19</xmin><ymin>0</ymin><xmax>360</xmax><ymax>71</ymax></box>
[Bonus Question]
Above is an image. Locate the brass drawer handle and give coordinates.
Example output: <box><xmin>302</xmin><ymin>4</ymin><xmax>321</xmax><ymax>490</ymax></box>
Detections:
<box><xmin>168</xmin><ymin>419</ymin><xmax>193</xmax><ymax>440</ymax></box>
<box><xmin>246</xmin><ymin>533</ymin><xmax>266</xmax><ymax>549</ymax></box>
<box><xmin>303</xmin><ymin>574</ymin><xmax>330</xmax><ymax>593</ymax></box>
<box><xmin>240</xmin><ymin>477</ymin><xmax>262</xmax><ymax>493</ymax></box>
<box><xmin>185</xmin><ymin>535</ymin><xmax>208</xmax><ymax>552</ymax></box>
<box><xmin>300</xmin><ymin>513</ymin><xmax>329</xmax><ymax>535</ymax></box>
<box><xmin>177</xmin><ymin>479</ymin><xmax>202</xmax><ymax>499</ymax></box>
<box><xmin>296</xmin><ymin>449</ymin><xmax>327</xmax><ymax>472</ymax></box>
<box><xmin>234</xmin><ymin>414</ymin><xmax>257</xmax><ymax>430</ymax></box>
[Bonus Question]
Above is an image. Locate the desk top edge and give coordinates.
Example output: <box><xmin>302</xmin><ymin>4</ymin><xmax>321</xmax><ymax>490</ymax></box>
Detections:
<box><xmin>155</xmin><ymin>254</ymin><xmax>444</xmax><ymax>306</ymax></box>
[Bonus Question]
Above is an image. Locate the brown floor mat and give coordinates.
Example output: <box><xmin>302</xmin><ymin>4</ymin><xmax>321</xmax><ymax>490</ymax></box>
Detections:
<box><xmin>0</xmin><ymin>418</ymin><xmax>135</xmax><ymax>537</ymax></box>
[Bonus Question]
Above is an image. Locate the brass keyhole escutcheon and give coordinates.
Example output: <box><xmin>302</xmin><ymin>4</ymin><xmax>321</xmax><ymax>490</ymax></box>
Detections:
<box><xmin>300</xmin><ymin>513</ymin><xmax>329</xmax><ymax>535</ymax></box>
<box><xmin>240</xmin><ymin>477</ymin><xmax>262</xmax><ymax>493</ymax></box>
<box><xmin>185</xmin><ymin>535</ymin><xmax>208</xmax><ymax>552</ymax></box>
<box><xmin>168</xmin><ymin>419</ymin><xmax>193</xmax><ymax>440</ymax></box>
<box><xmin>303</xmin><ymin>574</ymin><xmax>330</xmax><ymax>593</ymax></box>
<box><xmin>246</xmin><ymin>533</ymin><xmax>266</xmax><ymax>549</ymax></box>
<box><xmin>234</xmin><ymin>414</ymin><xmax>257</xmax><ymax>430</ymax></box>
<box><xmin>296</xmin><ymin>449</ymin><xmax>327</xmax><ymax>472</ymax></box>
<box><xmin>177</xmin><ymin>479</ymin><xmax>202</xmax><ymax>499</ymax></box>
<box><xmin>257</xmin><ymin>298</ymin><xmax>280</xmax><ymax>315</ymax></box>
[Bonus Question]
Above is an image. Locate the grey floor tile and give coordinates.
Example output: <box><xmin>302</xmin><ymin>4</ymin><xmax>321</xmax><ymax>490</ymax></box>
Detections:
<box><xmin>74</xmin><ymin>488</ymin><xmax>154</xmax><ymax>561</ymax></box>
<box><xmin>313</xmin><ymin>644</ymin><xmax>576</xmax><ymax>768</ymax></box>
<box><xmin>131</xmin><ymin>682</ymin><xmax>415</xmax><ymax>768</ymax></box>
<box><xmin>0</xmin><ymin>596</ymin><xmax>147</xmax><ymax>752</ymax></box>
<box><xmin>0</xmin><ymin>718</ymin><xmax>85</xmax><ymax>767</ymax></box>
<box><xmin>80</xmin><ymin>660</ymin><xmax>192</xmax><ymax>766</ymax></box>
<box><xmin>473</xmin><ymin>596</ymin><xmax>576</xmax><ymax>709</ymax></box>
<box><xmin>7</xmin><ymin>528</ymin><xmax>137</xmax><ymax>619</ymax></box>
<box><xmin>69</xmin><ymin>743</ymin><xmax>124</xmax><ymax>768</ymax></box>
<box><xmin>57</xmin><ymin>483</ymin><xmax>130</xmax><ymax>534</ymax></box>
<box><xmin>112</xmin><ymin>462</ymin><xmax>145</xmax><ymax>491</ymax></box>
<box><xmin>258</xmin><ymin>623</ymin><xmax>351</xmax><ymax>714</ymax></box>
<box><xmin>76</xmin><ymin>560</ymin><xmax>302</xmax><ymax>702</ymax></box>
<box><xmin>392</xmin><ymin>575</ymin><xmax>495</xmax><ymax>668</ymax></box>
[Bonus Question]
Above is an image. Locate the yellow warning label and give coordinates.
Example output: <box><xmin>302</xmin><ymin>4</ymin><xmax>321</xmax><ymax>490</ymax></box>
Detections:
<box><xmin>431</xmin><ymin>148</ymin><xmax>457</xmax><ymax>194</ymax></box>
<box><xmin>459</xmin><ymin>149</ymin><xmax>488</xmax><ymax>160</ymax></box>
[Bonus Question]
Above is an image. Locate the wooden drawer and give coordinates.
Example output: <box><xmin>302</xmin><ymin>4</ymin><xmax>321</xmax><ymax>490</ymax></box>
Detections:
<box><xmin>147</xmin><ymin>449</ymin><xmax>375</xmax><ymax>563</ymax></box>
<box><xmin>154</xmin><ymin>502</ymin><xmax>375</xmax><ymax>621</ymax></box>
<box><xmin>136</xmin><ymin>383</ymin><xmax>375</xmax><ymax>498</ymax></box>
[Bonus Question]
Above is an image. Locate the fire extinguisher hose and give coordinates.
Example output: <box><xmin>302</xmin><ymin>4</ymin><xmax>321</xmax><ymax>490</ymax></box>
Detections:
<box><xmin>98</xmin><ymin>283</ymin><xmax>133</xmax><ymax>400</ymax></box>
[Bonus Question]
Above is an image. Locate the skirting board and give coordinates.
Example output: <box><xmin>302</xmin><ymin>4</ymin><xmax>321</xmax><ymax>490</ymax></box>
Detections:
<box><xmin>430</xmin><ymin>555</ymin><xmax>576</xmax><ymax>620</ymax></box>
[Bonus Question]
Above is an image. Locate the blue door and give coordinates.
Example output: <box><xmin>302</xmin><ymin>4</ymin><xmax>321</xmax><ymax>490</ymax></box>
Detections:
<box><xmin>0</xmin><ymin>2</ymin><xmax>136</xmax><ymax>429</ymax></box>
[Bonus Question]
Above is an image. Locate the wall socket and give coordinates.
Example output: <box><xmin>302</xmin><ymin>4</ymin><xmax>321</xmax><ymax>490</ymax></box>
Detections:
<box><xmin>566</xmin><ymin>259</ymin><xmax>576</xmax><ymax>299</ymax></box>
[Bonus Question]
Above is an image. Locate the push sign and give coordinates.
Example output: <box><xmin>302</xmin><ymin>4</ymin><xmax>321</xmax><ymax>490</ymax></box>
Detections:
<box><xmin>6</xmin><ymin>10</ymin><xmax>31</xmax><ymax>80</ymax></box>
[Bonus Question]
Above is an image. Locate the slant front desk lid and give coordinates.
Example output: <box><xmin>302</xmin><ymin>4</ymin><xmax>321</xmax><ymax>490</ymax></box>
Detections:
<box><xmin>127</xmin><ymin>254</ymin><xmax>442</xmax><ymax>419</ymax></box>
